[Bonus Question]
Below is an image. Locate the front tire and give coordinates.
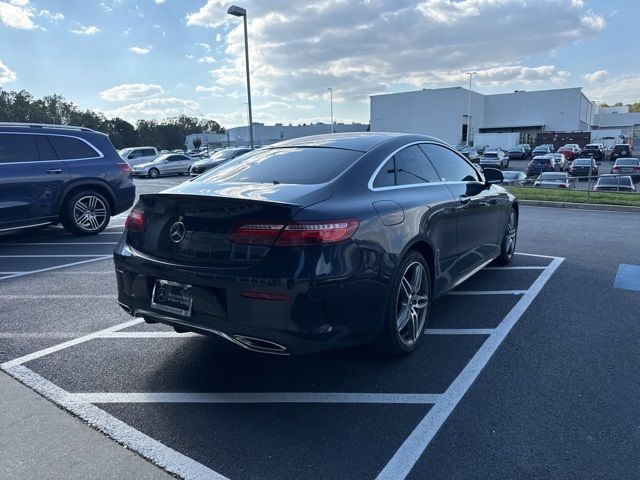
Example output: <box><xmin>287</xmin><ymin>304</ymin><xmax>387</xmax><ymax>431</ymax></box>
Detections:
<box><xmin>496</xmin><ymin>208</ymin><xmax>517</xmax><ymax>264</ymax></box>
<box><xmin>374</xmin><ymin>251</ymin><xmax>431</xmax><ymax>355</ymax></box>
<box><xmin>148</xmin><ymin>168</ymin><xmax>160</xmax><ymax>178</ymax></box>
<box><xmin>60</xmin><ymin>191</ymin><xmax>111</xmax><ymax>236</ymax></box>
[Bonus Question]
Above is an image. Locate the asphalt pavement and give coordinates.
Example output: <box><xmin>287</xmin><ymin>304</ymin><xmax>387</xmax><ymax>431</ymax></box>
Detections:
<box><xmin>0</xmin><ymin>175</ymin><xmax>638</xmax><ymax>480</ymax></box>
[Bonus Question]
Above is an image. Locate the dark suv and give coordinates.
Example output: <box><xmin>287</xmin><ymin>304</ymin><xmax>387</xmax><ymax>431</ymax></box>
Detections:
<box><xmin>0</xmin><ymin>123</ymin><xmax>136</xmax><ymax>235</ymax></box>
<box><xmin>609</xmin><ymin>144</ymin><xmax>632</xmax><ymax>163</ymax></box>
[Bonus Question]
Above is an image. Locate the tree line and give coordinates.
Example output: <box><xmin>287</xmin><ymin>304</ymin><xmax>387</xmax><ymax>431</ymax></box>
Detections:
<box><xmin>0</xmin><ymin>88</ymin><xmax>225</xmax><ymax>150</ymax></box>
<box><xmin>600</xmin><ymin>101</ymin><xmax>640</xmax><ymax>112</ymax></box>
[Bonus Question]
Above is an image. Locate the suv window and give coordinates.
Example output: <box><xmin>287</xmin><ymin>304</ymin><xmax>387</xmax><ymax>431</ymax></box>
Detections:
<box><xmin>35</xmin><ymin>135</ymin><xmax>58</xmax><ymax>160</ymax></box>
<box><xmin>142</xmin><ymin>148</ymin><xmax>156</xmax><ymax>156</ymax></box>
<box><xmin>394</xmin><ymin>145</ymin><xmax>440</xmax><ymax>185</ymax></box>
<box><xmin>48</xmin><ymin>135</ymin><xmax>100</xmax><ymax>160</ymax></box>
<box><xmin>0</xmin><ymin>133</ymin><xmax>39</xmax><ymax>162</ymax></box>
<box><xmin>419</xmin><ymin>143</ymin><xmax>480</xmax><ymax>182</ymax></box>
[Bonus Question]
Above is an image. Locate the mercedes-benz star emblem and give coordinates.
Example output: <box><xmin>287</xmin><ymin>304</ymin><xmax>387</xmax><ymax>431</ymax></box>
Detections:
<box><xmin>156</xmin><ymin>287</ymin><xmax>167</xmax><ymax>302</ymax></box>
<box><xmin>169</xmin><ymin>221</ymin><xmax>186</xmax><ymax>243</ymax></box>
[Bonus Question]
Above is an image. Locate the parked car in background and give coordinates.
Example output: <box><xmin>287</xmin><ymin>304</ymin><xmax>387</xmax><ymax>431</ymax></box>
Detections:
<box><xmin>526</xmin><ymin>155</ymin><xmax>556</xmax><ymax>177</ymax></box>
<box><xmin>531</xmin><ymin>145</ymin><xmax>552</xmax><ymax>156</ymax></box>
<box><xmin>569</xmin><ymin>158</ymin><xmax>599</xmax><ymax>179</ymax></box>
<box><xmin>534</xmin><ymin>172</ymin><xmax>575</xmax><ymax>189</ymax></box>
<box><xmin>563</xmin><ymin>144</ymin><xmax>581</xmax><ymax>156</ymax></box>
<box><xmin>475</xmin><ymin>144</ymin><xmax>490</xmax><ymax>155</ymax></box>
<box><xmin>171</xmin><ymin>149</ymin><xmax>185</xmax><ymax>154</ymax></box>
<box><xmin>507</xmin><ymin>146</ymin><xmax>527</xmax><ymax>160</ymax></box>
<box><xmin>593</xmin><ymin>175</ymin><xmax>636</xmax><ymax>192</ymax></box>
<box><xmin>159</xmin><ymin>149</ymin><xmax>170</xmax><ymax>154</ymax></box>
<box><xmin>516</xmin><ymin>144</ymin><xmax>532</xmax><ymax>158</ymax></box>
<box><xmin>609</xmin><ymin>144</ymin><xmax>632</xmax><ymax>163</ymax></box>
<box><xmin>460</xmin><ymin>147</ymin><xmax>480</xmax><ymax>163</ymax></box>
<box><xmin>611</xmin><ymin>158</ymin><xmax>640</xmax><ymax>180</ymax></box>
<box><xmin>580</xmin><ymin>144</ymin><xmax>605</xmax><ymax>161</ymax></box>
<box><xmin>551</xmin><ymin>152</ymin><xmax>568</xmax><ymax>171</ymax></box>
<box><xmin>479</xmin><ymin>150</ymin><xmax>509</xmax><ymax>169</ymax></box>
<box><xmin>131</xmin><ymin>153</ymin><xmax>195</xmax><ymax>178</ymax></box>
<box><xmin>119</xmin><ymin>146</ymin><xmax>158</xmax><ymax>167</ymax></box>
<box><xmin>116</xmin><ymin>132</ymin><xmax>518</xmax><ymax>356</ymax></box>
<box><xmin>557</xmin><ymin>146</ymin><xmax>577</xmax><ymax>161</ymax></box>
<box><xmin>0</xmin><ymin>123</ymin><xmax>135</xmax><ymax>235</ymax></box>
<box><xmin>189</xmin><ymin>147</ymin><xmax>253</xmax><ymax>176</ymax></box>
<box><xmin>500</xmin><ymin>171</ymin><xmax>527</xmax><ymax>185</ymax></box>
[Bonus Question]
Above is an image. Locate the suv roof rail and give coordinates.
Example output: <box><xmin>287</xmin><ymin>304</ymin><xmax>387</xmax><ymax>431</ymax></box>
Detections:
<box><xmin>0</xmin><ymin>122</ymin><xmax>96</xmax><ymax>132</ymax></box>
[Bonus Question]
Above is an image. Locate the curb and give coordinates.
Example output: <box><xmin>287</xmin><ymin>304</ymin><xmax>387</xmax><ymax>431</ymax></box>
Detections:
<box><xmin>519</xmin><ymin>199</ymin><xmax>640</xmax><ymax>214</ymax></box>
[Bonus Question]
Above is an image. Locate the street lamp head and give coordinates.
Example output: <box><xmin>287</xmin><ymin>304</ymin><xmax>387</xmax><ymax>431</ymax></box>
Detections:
<box><xmin>227</xmin><ymin>5</ymin><xmax>246</xmax><ymax>16</ymax></box>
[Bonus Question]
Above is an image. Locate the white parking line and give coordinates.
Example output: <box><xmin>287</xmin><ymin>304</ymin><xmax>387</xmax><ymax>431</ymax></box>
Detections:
<box><xmin>483</xmin><ymin>266</ymin><xmax>547</xmax><ymax>271</ymax></box>
<box><xmin>424</xmin><ymin>329</ymin><xmax>494</xmax><ymax>335</ymax></box>
<box><xmin>0</xmin><ymin>256</ymin><xmax>112</xmax><ymax>282</ymax></box>
<box><xmin>1</xmin><ymin>242</ymin><xmax>118</xmax><ymax>246</ymax></box>
<box><xmin>4</xmin><ymin>365</ymin><xmax>227</xmax><ymax>480</ymax></box>
<box><xmin>376</xmin><ymin>256</ymin><xmax>564</xmax><ymax>480</ymax></box>
<box><xmin>99</xmin><ymin>331</ymin><xmax>200</xmax><ymax>338</ymax></box>
<box><xmin>0</xmin><ymin>254</ymin><xmax>109</xmax><ymax>258</ymax></box>
<box><xmin>447</xmin><ymin>290</ymin><xmax>527</xmax><ymax>296</ymax></box>
<box><xmin>0</xmin><ymin>295</ymin><xmax>115</xmax><ymax>299</ymax></box>
<box><xmin>72</xmin><ymin>392</ymin><xmax>442</xmax><ymax>405</ymax></box>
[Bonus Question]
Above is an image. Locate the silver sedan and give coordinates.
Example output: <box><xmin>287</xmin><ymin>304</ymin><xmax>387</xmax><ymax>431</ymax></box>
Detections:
<box><xmin>131</xmin><ymin>154</ymin><xmax>195</xmax><ymax>178</ymax></box>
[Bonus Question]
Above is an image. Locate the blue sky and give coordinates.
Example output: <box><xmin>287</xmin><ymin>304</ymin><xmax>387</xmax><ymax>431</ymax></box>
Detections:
<box><xmin>0</xmin><ymin>0</ymin><xmax>638</xmax><ymax>129</ymax></box>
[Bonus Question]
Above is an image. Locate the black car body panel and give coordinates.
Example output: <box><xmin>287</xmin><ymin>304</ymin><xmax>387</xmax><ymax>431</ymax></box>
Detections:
<box><xmin>115</xmin><ymin>133</ymin><xmax>516</xmax><ymax>354</ymax></box>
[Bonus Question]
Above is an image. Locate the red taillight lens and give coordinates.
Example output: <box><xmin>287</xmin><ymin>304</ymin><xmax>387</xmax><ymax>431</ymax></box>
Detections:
<box><xmin>240</xmin><ymin>291</ymin><xmax>291</xmax><ymax>301</ymax></box>
<box><xmin>118</xmin><ymin>162</ymin><xmax>132</xmax><ymax>173</ymax></box>
<box><xmin>125</xmin><ymin>208</ymin><xmax>146</xmax><ymax>232</ymax></box>
<box><xmin>558</xmin><ymin>184</ymin><xmax>567</xmax><ymax>188</ymax></box>
<box><xmin>227</xmin><ymin>220</ymin><xmax>359</xmax><ymax>247</ymax></box>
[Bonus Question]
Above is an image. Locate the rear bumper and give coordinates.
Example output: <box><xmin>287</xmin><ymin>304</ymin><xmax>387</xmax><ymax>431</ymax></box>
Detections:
<box><xmin>113</xmin><ymin>238</ymin><xmax>388</xmax><ymax>355</ymax></box>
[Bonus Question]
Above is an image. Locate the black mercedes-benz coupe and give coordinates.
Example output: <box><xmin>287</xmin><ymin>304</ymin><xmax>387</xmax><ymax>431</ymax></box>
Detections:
<box><xmin>115</xmin><ymin>133</ymin><xmax>518</xmax><ymax>356</ymax></box>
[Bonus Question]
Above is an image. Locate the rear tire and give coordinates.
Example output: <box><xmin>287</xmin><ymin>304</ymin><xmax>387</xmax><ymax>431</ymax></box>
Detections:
<box><xmin>496</xmin><ymin>208</ymin><xmax>517</xmax><ymax>264</ymax></box>
<box><xmin>60</xmin><ymin>190</ymin><xmax>111</xmax><ymax>236</ymax></box>
<box><xmin>373</xmin><ymin>251</ymin><xmax>431</xmax><ymax>356</ymax></box>
<box><xmin>149</xmin><ymin>168</ymin><xmax>160</xmax><ymax>178</ymax></box>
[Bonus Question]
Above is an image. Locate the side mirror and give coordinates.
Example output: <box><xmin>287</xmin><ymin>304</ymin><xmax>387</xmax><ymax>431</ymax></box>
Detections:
<box><xmin>483</xmin><ymin>168</ymin><xmax>504</xmax><ymax>185</ymax></box>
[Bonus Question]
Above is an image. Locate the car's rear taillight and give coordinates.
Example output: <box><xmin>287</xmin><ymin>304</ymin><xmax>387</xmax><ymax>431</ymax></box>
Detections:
<box><xmin>612</xmin><ymin>166</ymin><xmax>620</xmax><ymax>172</ymax></box>
<box><xmin>558</xmin><ymin>184</ymin><xmax>567</xmax><ymax>188</ymax></box>
<box><xmin>125</xmin><ymin>208</ymin><xmax>146</xmax><ymax>232</ymax></box>
<box><xmin>227</xmin><ymin>220</ymin><xmax>359</xmax><ymax>247</ymax></box>
<box><xmin>118</xmin><ymin>162</ymin><xmax>132</xmax><ymax>173</ymax></box>
<box><xmin>544</xmin><ymin>163</ymin><xmax>552</xmax><ymax>168</ymax></box>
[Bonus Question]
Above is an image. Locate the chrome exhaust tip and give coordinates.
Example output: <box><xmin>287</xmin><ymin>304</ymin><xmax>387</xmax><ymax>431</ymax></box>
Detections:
<box><xmin>232</xmin><ymin>335</ymin><xmax>288</xmax><ymax>354</ymax></box>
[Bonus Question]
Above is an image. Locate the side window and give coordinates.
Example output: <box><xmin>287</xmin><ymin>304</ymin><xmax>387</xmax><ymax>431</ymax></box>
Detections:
<box><xmin>48</xmin><ymin>136</ymin><xmax>100</xmax><ymax>160</ymax></box>
<box><xmin>372</xmin><ymin>157</ymin><xmax>395</xmax><ymax>188</ymax></box>
<box><xmin>168</xmin><ymin>155</ymin><xmax>182</xmax><ymax>162</ymax></box>
<box><xmin>129</xmin><ymin>150</ymin><xmax>142</xmax><ymax>159</ymax></box>
<box><xmin>142</xmin><ymin>149</ymin><xmax>156</xmax><ymax>156</ymax></box>
<box><xmin>35</xmin><ymin>135</ymin><xmax>58</xmax><ymax>160</ymax></box>
<box><xmin>0</xmin><ymin>134</ymin><xmax>38</xmax><ymax>162</ymax></box>
<box><xmin>394</xmin><ymin>145</ymin><xmax>440</xmax><ymax>185</ymax></box>
<box><xmin>419</xmin><ymin>143</ymin><xmax>480</xmax><ymax>182</ymax></box>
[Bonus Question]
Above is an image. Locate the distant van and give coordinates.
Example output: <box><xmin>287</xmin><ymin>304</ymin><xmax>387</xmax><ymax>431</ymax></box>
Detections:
<box><xmin>119</xmin><ymin>146</ymin><xmax>158</xmax><ymax>167</ymax></box>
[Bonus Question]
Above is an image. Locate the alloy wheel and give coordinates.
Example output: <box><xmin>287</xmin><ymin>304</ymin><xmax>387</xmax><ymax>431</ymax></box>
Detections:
<box><xmin>73</xmin><ymin>195</ymin><xmax>108</xmax><ymax>232</ymax></box>
<box><xmin>505</xmin><ymin>210</ymin><xmax>517</xmax><ymax>257</ymax></box>
<box><xmin>396</xmin><ymin>261</ymin><xmax>429</xmax><ymax>346</ymax></box>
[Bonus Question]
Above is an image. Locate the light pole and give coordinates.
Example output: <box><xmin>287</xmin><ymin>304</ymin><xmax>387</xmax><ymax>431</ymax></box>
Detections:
<box><xmin>227</xmin><ymin>5</ymin><xmax>254</xmax><ymax>149</ymax></box>
<box><xmin>466</xmin><ymin>71</ymin><xmax>476</xmax><ymax>146</ymax></box>
<box><xmin>328</xmin><ymin>87</ymin><xmax>334</xmax><ymax>133</ymax></box>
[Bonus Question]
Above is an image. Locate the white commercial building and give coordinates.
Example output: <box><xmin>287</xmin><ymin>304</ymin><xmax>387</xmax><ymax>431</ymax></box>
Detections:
<box><xmin>186</xmin><ymin>122</ymin><xmax>369</xmax><ymax>150</ymax></box>
<box><xmin>370</xmin><ymin>87</ymin><xmax>596</xmax><ymax>147</ymax></box>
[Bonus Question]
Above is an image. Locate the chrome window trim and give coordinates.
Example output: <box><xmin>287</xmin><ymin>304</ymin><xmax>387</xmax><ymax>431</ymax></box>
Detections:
<box><xmin>0</xmin><ymin>131</ymin><xmax>104</xmax><ymax>164</ymax></box>
<box><xmin>368</xmin><ymin>141</ymin><xmax>483</xmax><ymax>192</ymax></box>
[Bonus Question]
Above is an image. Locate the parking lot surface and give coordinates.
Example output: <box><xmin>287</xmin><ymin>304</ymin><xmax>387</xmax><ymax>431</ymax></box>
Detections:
<box><xmin>1</xmin><ymin>176</ymin><xmax>639</xmax><ymax>479</ymax></box>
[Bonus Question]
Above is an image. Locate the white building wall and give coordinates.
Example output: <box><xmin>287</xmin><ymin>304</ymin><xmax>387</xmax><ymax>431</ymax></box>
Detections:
<box><xmin>370</xmin><ymin>87</ymin><xmax>485</xmax><ymax>146</ymax></box>
<box><xmin>227</xmin><ymin>122</ymin><xmax>369</xmax><ymax>146</ymax></box>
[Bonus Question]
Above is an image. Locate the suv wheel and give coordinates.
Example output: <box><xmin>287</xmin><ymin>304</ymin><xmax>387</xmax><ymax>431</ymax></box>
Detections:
<box><xmin>374</xmin><ymin>251</ymin><xmax>431</xmax><ymax>355</ymax></box>
<box><xmin>60</xmin><ymin>191</ymin><xmax>111</xmax><ymax>235</ymax></box>
<box><xmin>148</xmin><ymin>168</ymin><xmax>160</xmax><ymax>178</ymax></box>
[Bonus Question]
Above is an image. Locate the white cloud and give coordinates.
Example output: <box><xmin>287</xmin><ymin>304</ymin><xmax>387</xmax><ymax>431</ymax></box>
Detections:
<box><xmin>192</xmin><ymin>0</ymin><xmax>605</xmax><ymax>103</ymax></box>
<box><xmin>38</xmin><ymin>9</ymin><xmax>64</xmax><ymax>21</ymax></box>
<box><xmin>215</xmin><ymin>33</ymin><xmax>222</xmax><ymax>42</ymax></box>
<box><xmin>102</xmin><ymin>97</ymin><xmax>203</xmax><ymax>122</ymax></box>
<box><xmin>197</xmin><ymin>56</ymin><xmax>216</xmax><ymax>63</ymax></box>
<box><xmin>584</xmin><ymin>75</ymin><xmax>640</xmax><ymax>105</ymax></box>
<box><xmin>185</xmin><ymin>54</ymin><xmax>194</xmax><ymax>59</ymax></box>
<box><xmin>0</xmin><ymin>0</ymin><xmax>35</xmax><ymax>29</ymax></box>
<box><xmin>100</xmin><ymin>83</ymin><xmax>165</xmax><ymax>102</ymax></box>
<box><xmin>0</xmin><ymin>59</ymin><xmax>17</xmax><ymax>84</ymax></box>
<box><xmin>195</xmin><ymin>85</ymin><xmax>223</xmax><ymax>94</ymax></box>
<box><xmin>71</xmin><ymin>25</ymin><xmax>100</xmax><ymax>35</ymax></box>
<box><xmin>129</xmin><ymin>46</ymin><xmax>151</xmax><ymax>55</ymax></box>
<box><xmin>196</xmin><ymin>42</ymin><xmax>211</xmax><ymax>51</ymax></box>
<box><xmin>154</xmin><ymin>0</ymin><xmax>165</xmax><ymax>4</ymax></box>
<box><xmin>584</xmin><ymin>70</ymin><xmax>607</xmax><ymax>83</ymax></box>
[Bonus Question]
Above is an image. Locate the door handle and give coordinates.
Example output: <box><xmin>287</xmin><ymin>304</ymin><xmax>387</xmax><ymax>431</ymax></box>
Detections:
<box><xmin>459</xmin><ymin>195</ymin><xmax>471</xmax><ymax>205</ymax></box>
<box><xmin>46</xmin><ymin>168</ymin><xmax>63</xmax><ymax>174</ymax></box>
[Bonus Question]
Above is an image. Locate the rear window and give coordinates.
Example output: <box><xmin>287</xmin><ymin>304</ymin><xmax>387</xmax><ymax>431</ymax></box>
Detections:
<box><xmin>539</xmin><ymin>173</ymin><xmax>566</xmax><ymax>180</ymax></box>
<box><xmin>617</xmin><ymin>159</ymin><xmax>639</xmax><ymax>166</ymax></box>
<box><xmin>598</xmin><ymin>176</ymin><xmax>632</xmax><ymax>186</ymax></box>
<box><xmin>0</xmin><ymin>133</ymin><xmax>38</xmax><ymax>162</ymax></box>
<box><xmin>573</xmin><ymin>159</ymin><xmax>591</xmax><ymax>166</ymax></box>
<box><xmin>532</xmin><ymin>157</ymin><xmax>550</xmax><ymax>163</ymax></box>
<box><xmin>48</xmin><ymin>135</ymin><xmax>100</xmax><ymax>159</ymax></box>
<box><xmin>196</xmin><ymin>147</ymin><xmax>362</xmax><ymax>185</ymax></box>
<box><xmin>483</xmin><ymin>153</ymin><xmax>498</xmax><ymax>158</ymax></box>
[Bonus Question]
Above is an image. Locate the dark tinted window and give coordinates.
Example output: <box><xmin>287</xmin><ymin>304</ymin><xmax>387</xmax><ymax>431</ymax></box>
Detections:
<box><xmin>48</xmin><ymin>135</ymin><xmax>100</xmax><ymax>159</ymax></box>
<box><xmin>35</xmin><ymin>135</ymin><xmax>58</xmax><ymax>160</ymax></box>
<box><xmin>617</xmin><ymin>159</ymin><xmax>639</xmax><ymax>166</ymax></box>
<box><xmin>0</xmin><ymin>133</ymin><xmax>38</xmax><ymax>162</ymax></box>
<box><xmin>142</xmin><ymin>149</ymin><xmax>156</xmax><ymax>156</ymax></box>
<box><xmin>394</xmin><ymin>145</ymin><xmax>440</xmax><ymax>185</ymax></box>
<box><xmin>197</xmin><ymin>147</ymin><xmax>361</xmax><ymax>185</ymax></box>
<box><xmin>420</xmin><ymin>143</ymin><xmax>479</xmax><ymax>182</ymax></box>
<box><xmin>372</xmin><ymin>158</ymin><xmax>395</xmax><ymax>188</ymax></box>
<box><xmin>598</xmin><ymin>176</ymin><xmax>632</xmax><ymax>186</ymax></box>
<box><xmin>573</xmin><ymin>159</ymin><xmax>592</xmax><ymax>166</ymax></box>
<box><xmin>167</xmin><ymin>155</ymin><xmax>186</xmax><ymax>162</ymax></box>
